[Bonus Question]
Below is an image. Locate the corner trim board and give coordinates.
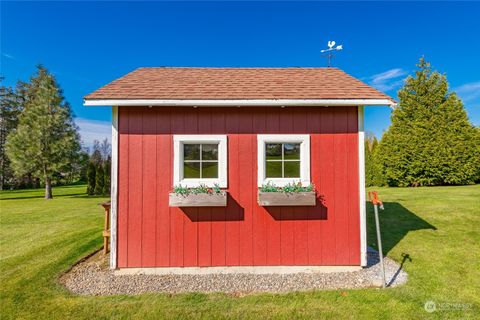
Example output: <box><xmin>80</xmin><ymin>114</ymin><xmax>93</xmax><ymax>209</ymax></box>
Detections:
<box><xmin>358</xmin><ymin>106</ymin><xmax>367</xmax><ymax>267</ymax></box>
<box><xmin>110</xmin><ymin>106</ymin><xmax>119</xmax><ymax>269</ymax></box>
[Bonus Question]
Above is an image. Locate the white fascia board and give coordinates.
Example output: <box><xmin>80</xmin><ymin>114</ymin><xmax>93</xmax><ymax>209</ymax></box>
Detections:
<box><xmin>84</xmin><ymin>99</ymin><xmax>396</xmax><ymax>107</ymax></box>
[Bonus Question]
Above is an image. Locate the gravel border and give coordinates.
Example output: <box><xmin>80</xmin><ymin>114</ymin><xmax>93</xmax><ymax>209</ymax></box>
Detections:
<box><xmin>60</xmin><ymin>248</ymin><xmax>407</xmax><ymax>296</ymax></box>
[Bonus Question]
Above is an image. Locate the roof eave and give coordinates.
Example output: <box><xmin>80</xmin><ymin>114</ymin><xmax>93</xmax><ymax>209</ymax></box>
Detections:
<box><xmin>84</xmin><ymin>98</ymin><xmax>396</xmax><ymax>108</ymax></box>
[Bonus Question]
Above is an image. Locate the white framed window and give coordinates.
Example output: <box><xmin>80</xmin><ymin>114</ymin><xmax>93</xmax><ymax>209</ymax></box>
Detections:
<box><xmin>257</xmin><ymin>134</ymin><xmax>310</xmax><ymax>187</ymax></box>
<box><xmin>173</xmin><ymin>135</ymin><xmax>227</xmax><ymax>188</ymax></box>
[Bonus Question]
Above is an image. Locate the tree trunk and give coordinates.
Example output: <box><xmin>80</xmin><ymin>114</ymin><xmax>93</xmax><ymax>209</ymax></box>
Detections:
<box><xmin>45</xmin><ymin>175</ymin><xmax>53</xmax><ymax>199</ymax></box>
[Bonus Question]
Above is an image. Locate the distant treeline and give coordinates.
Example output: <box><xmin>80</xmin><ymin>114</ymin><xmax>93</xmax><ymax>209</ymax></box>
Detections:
<box><xmin>86</xmin><ymin>139</ymin><xmax>111</xmax><ymax>196</ymax></box>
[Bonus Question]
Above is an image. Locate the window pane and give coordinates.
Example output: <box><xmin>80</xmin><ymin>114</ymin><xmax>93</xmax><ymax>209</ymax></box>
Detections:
<box><xmin>284</xmin><ymin>143</ymin><xmax>300</xmax><ymax>160</ymax></box>
<box><xmin>266</xmin><ymin>161</ymin><xmax>282</xmax><ymax>177</ymax></box>
<box><xmin>184</xmin><ymin>161</ymin><xmax>200</xmax><ymax>178</ymax></box>
<box><xmin>184</xmin><ymin>144</ymin><xmax>200</xmax><ymax>160</ymax></box>
<box><xmin>266</xmin><ymin>143</ymin><xmax>282</xmax><ymax>160</ymax></box>
<box><xmin>202</xmin><ymin>161</ymin><xmax>218</xmax><ymax>178</ymax></box>
<box><xmin>202</xmin><ymin>144</ymin><xmax>218</xmax><ymax>160</ymax></box>
<box><xmin>284</xmin><ymin>161</ymin><xmax>300</xmax><ymax>178</ymax></box>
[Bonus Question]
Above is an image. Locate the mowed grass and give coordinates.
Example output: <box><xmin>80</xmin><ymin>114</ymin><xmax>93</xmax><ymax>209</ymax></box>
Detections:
<box><xmin>1</xmin><ymin>184</ymin><xmax>479</xmax><ymax>319</ymax></box>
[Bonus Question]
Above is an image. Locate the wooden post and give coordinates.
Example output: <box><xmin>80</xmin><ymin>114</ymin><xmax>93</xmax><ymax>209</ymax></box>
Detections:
<box><xmin>101</xmin><ymin>202</ymin><xmax>111</xmax><ymax>255</ymax></box>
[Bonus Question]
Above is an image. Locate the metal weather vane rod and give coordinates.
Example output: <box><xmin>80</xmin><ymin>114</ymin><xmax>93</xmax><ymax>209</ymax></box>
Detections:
<box><xmin>321</xmin><ymin>41</ymin><xmax>343</xmax><ymax>67</ymax></box>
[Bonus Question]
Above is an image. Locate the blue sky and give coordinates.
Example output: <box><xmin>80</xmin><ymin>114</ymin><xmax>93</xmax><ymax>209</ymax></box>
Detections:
<box><xmin>2</xmin><ymin>1</ymin><xmax>479</xmax><ymax>147</ymax></box>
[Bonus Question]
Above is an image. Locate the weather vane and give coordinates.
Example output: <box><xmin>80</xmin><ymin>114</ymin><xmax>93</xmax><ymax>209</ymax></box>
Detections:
<box><xmin>321</xmin><ymin>41</ymin><xmax>343</xmax><ymax>67</ymax></box>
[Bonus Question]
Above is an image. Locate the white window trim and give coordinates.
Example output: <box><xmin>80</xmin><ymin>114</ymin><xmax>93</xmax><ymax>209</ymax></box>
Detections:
<box><xmin>257</xmin><ymin>134</ymin><xmax>310</xmax><ymax>187</ymax></box>
<box><xmin>173</xmin><ymin>135</ymin><xmax>227</xmax><ymax>188</ymax></box>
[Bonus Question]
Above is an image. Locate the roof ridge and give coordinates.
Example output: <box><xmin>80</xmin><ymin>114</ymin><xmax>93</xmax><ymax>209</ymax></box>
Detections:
<box><xmin>136</xmin><ymin>66</ymin><xmax>340</xmax><ymax>70</ymax></box>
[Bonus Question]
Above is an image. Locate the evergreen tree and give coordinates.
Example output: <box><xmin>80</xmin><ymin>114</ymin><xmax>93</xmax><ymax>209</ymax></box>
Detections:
<box><xmin>59</xmin><ymin>137</ymin><xmax>83</xmax><ymax>185</ymax></box>
<box><xmin>365</xmin><ymin>134</ymin><xmax>375</xmax><ymax>187</ymax></box>
<box><xmin>103</xmin><ymin>157</ymin><xmax>111</xmax><ymax>196</ymax></box>
<box><xmin>379</xmin><ymin>58</ymin><xmax>479</xmax><ymax>186</ymax></box>
<box><xmin>100</xmin><ymin>138</ymin><xmax>111</xmax><ymax>161</ymax></box>
<box><xmin>5</xmin><ymin>66</ymin><xmax>81</xmax><ymax>198</ymax></box>
<box><xmin>365</xmin><ymin>134</ymin><xmax>386</xmax><ymax>187</ymax></box>
<box><xmin>77</xmin><ymin>150</ymin><xmax>90</xmax><ymax>182</ymax></box>
<box><xmin>476</xmin><ymin>127</ymin><xmax>480</xmax><ymax>183</ymax></box>
<box><xmin>371</xmin><ymin>138</ymin><xmax>387</xmax><ymax>187</ymax></box>
<box><xmin>86</xmin><ymin>161</ymin><xmax>96</xmax><ymax>195</ymax></box>
<box><xmin>94</xmin><ymin>163</ymin><xmax>105</xmax><ymax>195</ymax></box>
<box><xmin>90</xmin><ymin>140</ymin><xmax>103</xmax><ymax>166</ymax></box>
<box><xmin>0</xmin><ymin>79</ymin><xmax>27</xmax><ymax>190</ymax></box>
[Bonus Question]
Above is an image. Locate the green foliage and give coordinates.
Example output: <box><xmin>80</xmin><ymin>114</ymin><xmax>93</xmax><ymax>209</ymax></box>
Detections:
<box><xmin>94</xmin><ymin>164</ymin><xmax>105</xmax><ymax>195</ymax></box>
<box><xmin>259</xmin><ymin>181</ymin><xmax>315</xmax><ymax>193</ymax></box>
<box><xmin>103</xmin><ymin>159</ymin><xmax>111</xmax><ymax>196</ymax></box>
<box><xmin>85</xmin><ymin>139</ymin><xmax>111</xmax><ymax>196</ymax></box>
<box><xmin>90</xmin><ymin>149</ymin><xmax>103</xmax><ymax>166</ymax></box>
<box><xmin>379</xmin><ymin>58</ymin><xmax>480</xmax><ymax>186</ymax></box>
<box><xmin>59</xmin><ymin>147</ymin><xmax>89</xmax><ymax>186</ymax></box>
<box><xmin>86</xmin><ymin>162</ymin><xmax>96</xmax><ymax>195</ymax></box>
<box><xmin>476</xmin><ymin>127</ymin><xmax>480</xmax><ymax>183</ymax></box>
<box><xmin>190</xmin><ymin>184</ymin><xmax>209</xmax><ymax>194</ymax></box>
<box><xmin>212</xmin><ymin>183</ymin><xmax>221</xmax><ymax>194</ymax></box>
<box><xmin>172</xmin><ymin>184</ymin><xmax>190</xmax><ymax>195</ymax></box>
<box><xmin>259</xmin><ymin>181</ymin><xmax>279</xmax><ymax>192</ymax></box>
<box><xmin>5</xmin><ymin>66</ymin><xmax>81</xmax><ymax>198</ymax></box>
<box><xmin>77</xmin><ymin>151</ymin><xmax>90</xmax><ymax>182</ymax></box>
<box><xmin>365</xmin><ymin>134</ymin><xmax>386</xmax><ymax>187</ymax></box>
<box><xmin>172</xmin><ymin>183</ymin><xmax>223</xmax><ymax>195</ymax></box>
<box><xmin>282</xmin><ymin>182</ymin><xmax>314</xmax><ymax>193</ymax></box>
<box><xmin>0</xmin><ymin>79</ymin><xmax>27</xmax><ymax>190</ymax></box>
<box><xmin>86</xmin><ymin>139</ymin><xmax>111</xmax><ymax>196</ymax></box>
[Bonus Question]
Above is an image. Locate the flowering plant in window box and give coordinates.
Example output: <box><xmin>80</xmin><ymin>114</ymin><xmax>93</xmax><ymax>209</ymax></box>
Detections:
<box><xmin>169</xmin><ymin>183</ymin><xmax>227</xmax><ymax>207</ymax></box>
<box><xmin>258</xmin><ymin>182</ymin><xmax>316</xmax><ymax>206</ymax></box>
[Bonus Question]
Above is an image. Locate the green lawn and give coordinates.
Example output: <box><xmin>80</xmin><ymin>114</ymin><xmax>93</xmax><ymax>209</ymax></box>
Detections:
<box><xmin>1</xmin><ymin>184</ymin><xmax>479</xmax><ymax>319</ymax></box>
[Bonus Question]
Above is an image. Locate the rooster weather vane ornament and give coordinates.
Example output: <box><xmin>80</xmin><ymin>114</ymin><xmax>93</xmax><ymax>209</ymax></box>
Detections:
<box><xmin>321</xmin><ymin>41</ymin><xmax>343</xmax><ymax>67</ymax></box>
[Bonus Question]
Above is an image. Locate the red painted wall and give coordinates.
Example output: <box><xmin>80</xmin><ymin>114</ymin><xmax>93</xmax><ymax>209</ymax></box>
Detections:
<box><xmin>117</xmin><ymin>106</ymin><xmax>360</xmax><ymax>267</ymax></box>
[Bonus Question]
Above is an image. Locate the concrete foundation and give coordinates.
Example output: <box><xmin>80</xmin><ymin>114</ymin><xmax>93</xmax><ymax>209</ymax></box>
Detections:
<box><xmin>114</xmin><ymin>265</ymin><xmax>362</xmax><ymax>276</ymax></box>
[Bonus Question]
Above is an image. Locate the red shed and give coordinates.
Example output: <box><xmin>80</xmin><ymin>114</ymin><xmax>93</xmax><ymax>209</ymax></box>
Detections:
<box><xmin>85</xmin><ymin>67</ymin><xmax>395</xmax><ymax>273</ymax></box>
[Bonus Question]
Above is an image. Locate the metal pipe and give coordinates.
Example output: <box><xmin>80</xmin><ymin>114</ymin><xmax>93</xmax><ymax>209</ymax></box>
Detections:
<box><xmin>374</xmin><ymin>204</ymin><xmax>386</xmax><ymax>288</ymax></box>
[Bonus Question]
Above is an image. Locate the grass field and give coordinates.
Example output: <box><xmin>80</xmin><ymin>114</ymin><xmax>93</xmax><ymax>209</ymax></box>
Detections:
<box><xmin>1</xmin><ymin>184</ymin><xmax>479</xmax><ymax>319</ymax></box>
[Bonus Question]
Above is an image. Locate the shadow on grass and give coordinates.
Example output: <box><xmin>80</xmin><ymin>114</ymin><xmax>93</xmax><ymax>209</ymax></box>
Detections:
<box><xmin>72</xmin><ymin>194</ymin><xmax>109</xmax><ymax>199</ymax></box>
<box><xmin>367</xmin><ymin>201</ymin><xmax>437</xmax><ymax>255</ymax></box>
<box><xmin>0</xmin><ymin>192</ymin><xmax>87</xmax><ymax>200</ymax></box>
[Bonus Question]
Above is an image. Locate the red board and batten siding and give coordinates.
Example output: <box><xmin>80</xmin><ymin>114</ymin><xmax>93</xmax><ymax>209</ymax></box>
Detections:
<box><xmin>117</xmin><ymin>106</ymin><xmax>360</xmax><ymax>267</ymax></box>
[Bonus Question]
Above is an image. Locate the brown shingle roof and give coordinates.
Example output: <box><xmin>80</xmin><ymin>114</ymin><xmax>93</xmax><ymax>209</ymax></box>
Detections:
<box><xmin>84</xmin><ymin>67</ymin><xmax>394</xmax><ymax>101</ymax></box>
